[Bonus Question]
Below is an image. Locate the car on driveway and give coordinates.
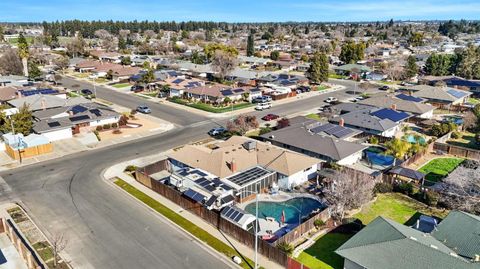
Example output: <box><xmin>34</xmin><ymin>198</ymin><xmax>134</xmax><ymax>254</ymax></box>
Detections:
<box><xmin>131</xmin><ymin>85</ymin><xmax>145</xmax><ymax>93</ymax></box>
<box><xmin>297</xmin><ymin>85</ymin><xmax>311</xmax><ymax>92</ymax></box>
<box><xmin>262</xmin><ymin>114</ymin><xmax>279</xmax><ymax>121</ymax></box>
<box><xmin>324</xmin><ymin>97</ymin><xmax>338</xmax><ymax>103</ymax></box>
<box><xmin>253</xmin><ymin>96</ymin><xmax>272</xmax><ymax>103</ymax></box>
<box><xmin>255</xmin><ymin>102</ymin><xmax>272</xmax><ymax>111</ymax></box>
<box><xmin>136</xmin><ymin>105</ymin><xmax>151</xmax><ymax>114</ymax></box>
<box><xmin>81</xmin><ymin>89</ymin><xmax>93</xmax><ymax>95</ymax></box>
<box><xmin>379</xmin><ymin>85</ymin><xmax>390</xmax><ymax>91</ymax></box>
<box><xmin>208</xmin><ymin>127</ymin><xmax>226</xmax><ymax>136</ymax></box>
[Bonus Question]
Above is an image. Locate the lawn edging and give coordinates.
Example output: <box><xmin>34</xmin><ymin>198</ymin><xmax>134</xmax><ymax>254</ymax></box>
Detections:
<box><xmin>112</xmin><ymin>178</ymin><xmax>257</xmax><ymax>269</ymax></box>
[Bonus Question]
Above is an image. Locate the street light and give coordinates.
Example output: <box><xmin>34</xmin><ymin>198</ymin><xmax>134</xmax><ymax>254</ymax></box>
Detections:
<box><xmin>242</xmin><ymin>183</ymin><xmax>260</xmax><ymax>269</ymax></box>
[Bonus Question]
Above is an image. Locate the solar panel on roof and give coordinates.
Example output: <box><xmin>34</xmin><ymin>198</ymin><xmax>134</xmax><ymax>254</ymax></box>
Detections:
<box><xmin>172</xmin><ymin>78</ymin><xmax>184</xmax><ymax>84</ymax></box>
<box><xmin>221</xmin><ymin>89</ymin><xmax>234</xmax><ymax>96</ymax></box>
<box><xmin>333</xmin><ymin>128</ymin><xmax>354</xmax><ymax>138</ymax></box>
<box><xmin>89</xmin><ymin>109</ymin><xmax>102</xmax><ymax>116</ymax></box>
<box><xmin>310</xmin><ymin>123</ymin><xmax>335</xmax><ymax>134</ymax></box>
<box><xmin>183</xmin><ymin>189</ymin><xmax>205</xmax><ymax>203</ymax></box>
<box><xmin>324</xmin><ymin>125</ymin><xmax>345</xmax><ymax>135</ymax></box>
<box><xmin>447</xmin><ymin>89</ymin><xmax>469</xmax><ymax>99</ymax></box>
<box><xmin>71</xmin><ymin>105</ymin><xmax>88</xmax><ymax>114</ymax></box>
<box><xmin>47</xmin><ymin>121</ymin><xmax>61</xmax><ymax>127</ymax></box>
<box><xmin>227</xmin><ymin>167</ymin><xmax>271</xmax><ymax>187</ymax></box>
<box><xmin>233</xmin><ymin>88</ymin><xmax>244</xmax><ymax>93</ymax></box>
<box><xmin>205</xmin><ymin>195</ymin><xmax>217</xmax><ymax>207</ymax></box>
<box><xmin>221</xmin><ymin>195</ymin><xmax>235</xmax><ymax>204</ymax></box>
<box><xmin>69</xmin><ymin>115</ymin><xmax>90</xmax><ymax>122</ymax></box>
<box><xmin>204</xmin><ymin>185</ymin><xmax>216</xmax><ymax>192</ymax></box>
<box><xmin>371</xmin><ymin>108</ymin><xmax>410</xmax><ymax>122</ymax></box>
<box><xmin>395</xmin><ymin>93</ymin><xmax>424</xmax><ymax>103</ymax></box>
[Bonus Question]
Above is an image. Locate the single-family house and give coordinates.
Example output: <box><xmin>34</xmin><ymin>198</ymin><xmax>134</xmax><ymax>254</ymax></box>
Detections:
<box><xmin>356</xmin><ymin>94</ymin><xmax>435</xmax><ymax>119</ymax></box>
<box><xmin>7</xmin><ymin>95</ymin><xmax>91</xmax><ymax>112</ymax></box>
<box><xmin>168</xmin><ymin>136</ymin><xmax>322</xmax><ymax>195</ymax></box>
<box><xmin>260</xmin><ymin>117</ymin><xmax>367</xmax><ymax>166</ymax></box>
<box><xmin>406</xmin><ymin>85</ymin><xmax>472</xmax><ymax>106</ymax></box>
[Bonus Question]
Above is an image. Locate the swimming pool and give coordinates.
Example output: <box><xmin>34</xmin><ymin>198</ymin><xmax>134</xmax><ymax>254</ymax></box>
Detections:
<box><xmin>405</xmin><ymin>135</ymin><xmax>426</xmax><ymax>145</ymax></box>
<box><xmin>364</xmin><ymin>146</ymin><xmax>395</xmax><ymax>166</ymax></box>
<box><xmin>244</xmin><ymin>197</ymin><xmax>324</xmax><ymax>224</ymax></box>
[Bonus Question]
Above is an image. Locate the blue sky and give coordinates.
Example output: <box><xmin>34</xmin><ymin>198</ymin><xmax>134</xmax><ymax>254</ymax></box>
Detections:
<box><xmin>2</xmin><ymin>0</ymin><xmax>480</xmax><ymax>22</ymax></box>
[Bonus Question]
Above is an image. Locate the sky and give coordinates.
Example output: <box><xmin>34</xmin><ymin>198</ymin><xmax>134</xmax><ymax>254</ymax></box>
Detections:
<box><xmin>2</xmin><ymin>0</ymin><xmax>480</xmax><ymax>23</ymax></box>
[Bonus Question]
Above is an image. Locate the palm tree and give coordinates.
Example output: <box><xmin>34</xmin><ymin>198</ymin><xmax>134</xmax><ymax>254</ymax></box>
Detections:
<box><xmin>385</xmin><ymin>138</ymin><xmax>411</xmax><ymax>165</ymax></box>
<box><xmin>17</xmin><ymin>33</ymin><xmax>29</xmax><ymax>77</ymax></box>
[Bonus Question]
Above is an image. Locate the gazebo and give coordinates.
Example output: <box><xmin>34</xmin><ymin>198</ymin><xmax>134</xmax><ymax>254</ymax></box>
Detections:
<box><xmin>388</xmin><ymin>166</ymin><xmax>426</xmax><ymax>186</ymax></box>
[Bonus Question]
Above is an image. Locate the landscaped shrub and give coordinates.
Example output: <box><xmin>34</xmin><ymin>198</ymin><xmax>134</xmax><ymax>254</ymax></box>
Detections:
<box><xmin>119</xmin><ymin>115</ymin><xmax>128</xmax><ymax>126</ymax></box>
<box><xmin>124</xmin><ymin>165</ymin><xmax>137</xmax><ymax>173</ymax></box>
<box><xmin>369</xmin><ymin>136</ymin><xmax>379</xmax><ymax>145</ymax></box>
<box><xmin>314</xmin><ymin>219</ymin><xmax>325</xmax><ymax>228</ymax></box>
<box><xmin>374</xmin><ymin>182</ymin><xmax>393</xmax><ymax>194</ymax></box>
<box><xmin>451</xmin><ymin>131</ymin><xmax>461</xmax><ymax>139</ymax></box>
<box><xmin>96</xmin><ymin>125</ymin><xmax>103</xmax><ymax>131</ymax></box>
<box><xmin>103</xmin><ymin>124</ymin><xmax>111</xmax><ymax>129</ymax></box>
<box><xmin>93</xmin><ymin>130</ymin><xmax>101</xmax><ymax>141</ymax></box>
<box><xmin>461</xmin><ymin>159</ymin><xmax>480</xmax><ymax>169</ymax></box>
<box><xmin>394</xmin><ymin>182</ymin><xmax>414</xmax><ymax>196</ymax></box>
<box><xmin>277</xmin><ymin>242</ymin><xmax>294</xmax><ymax>255</ymax></box>
<box><xmin>424</xmin><ymin>191</ymin><xmax>440</xmax><ymax>206</ymax></box>
<box><xmin>111</xmin><ymin>122</ymin><xmax>118</xmax><ymax>128</ymax></box>
<box><xmin>475</xmin><ymin>133</ymin><xmax>480</xmax><ymax>144</ymax></box>
<box><xmin>112</xmin><ymin>129</ymin><xmax>122</xmax><ymax>134</ymax></box>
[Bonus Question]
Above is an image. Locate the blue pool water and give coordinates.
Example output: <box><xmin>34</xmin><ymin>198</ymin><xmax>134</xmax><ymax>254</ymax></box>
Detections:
<box><xmin>244</xmin><ymin>197</ymin><xmax>324</xmax><ymax>225</ymax></box>
<box><xmin>365</xmin><ymin>151</ymin><xmax>395</xmax><ymax>166</ymax></box>
<box><xmin>405</xmin><ymin>135</ymin><xmax>426</xmax><ymax>145</ymax></box>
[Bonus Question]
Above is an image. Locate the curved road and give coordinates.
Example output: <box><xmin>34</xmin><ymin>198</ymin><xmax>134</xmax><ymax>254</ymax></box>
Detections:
<box><xmin>1</xmin><ymin>78</ymin><xmax>359</xmax><ymax>268</ymax></box>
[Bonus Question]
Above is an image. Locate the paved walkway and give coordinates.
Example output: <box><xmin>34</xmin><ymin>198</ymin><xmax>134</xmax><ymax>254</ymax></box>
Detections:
<box><xmin>104</xmin><ymin>157</ymin><xmax>283</xmax><ymax>269</ymax></box>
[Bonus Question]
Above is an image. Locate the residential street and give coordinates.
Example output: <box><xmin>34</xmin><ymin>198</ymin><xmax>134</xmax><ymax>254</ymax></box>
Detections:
<box><xmin>0</xmin><ymin>79</ymin><xmax>360</xmax><ymax>269</ymax></box>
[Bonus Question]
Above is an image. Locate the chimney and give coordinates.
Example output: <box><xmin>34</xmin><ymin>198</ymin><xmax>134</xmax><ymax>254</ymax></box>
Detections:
<box><xmin>16</xmin><ymin>91</ymin><xmax>22</xmax><ymax>98</ymax></box>
<box><xmin>339</xmin><ymin>118</ymin><xmax>345</xmax><ymax>127</ymax></box>
<box><xmin>391</xmin><ymin>104</ymin><xmax>397</xmax><ymax>111</ymax></box>
<box><xmin>41</xmin><ymin>97</ymin><xmax>47</xmax><ymax>110</ymax></box>
<box><xmin>230</xmin><ymin>159</ymin><xmax>237</xmax><ymax>173</ymax></box>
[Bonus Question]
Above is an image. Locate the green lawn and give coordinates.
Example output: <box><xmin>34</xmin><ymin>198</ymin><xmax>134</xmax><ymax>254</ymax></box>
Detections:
<box><xmin>328</xmin><ymin>74</ymin><xmax>347</xmax><ymax>79</ymax></box>
<box><xmin>306</xmin><ymin>113</ymin><xmax>324</xmax><ymax>121</ymax></box>
<box><xmin>418</xmin><ymin>157</ymin><xmax>464</xmax><ymax>182</ymax></box>
<box><xmin>354</xmin><ymin>193</ymin><xmax>448</xmax><ymax>225</ymax></box>
<box><xmin>297</xmin><ymin>233</ymin><xmax>353</xmax><ymax>269</ymax></box>
<box><xmin>447</xmin><ymin>132</ymin><xmax>480</xmax><ymax>150</ymax></box>
<box><xmin>315</xmin><ymin>85</ymin><xmax>330</xmax><ymax>91</ymax></box>
<box><xmin>169</xmin><ymin>98</ymin><xmax>254</xmax><ymax>113</ymax></box>
<box><xmin>112</xmin><ymin>83</ymin><xmax>131</xmax><ymax>88</ymax></box>
<box><xmin>114</xmin><ymin>179</ymin><xmax>259</xmax><ymax>269</ymax></box>
<box><xmin>7</xmin><ymin>36</ymin><xmax>34</xmax><ymax>45</ymax></box>
<box><xmin>468</xmin><ymin>97</ymin><xmax>480</xmax><ymax>105</ymax></box>
<box><xmin>73</xmin><ymin>73</ymin><xmax>89</xmax><ymax>79</ymax></box>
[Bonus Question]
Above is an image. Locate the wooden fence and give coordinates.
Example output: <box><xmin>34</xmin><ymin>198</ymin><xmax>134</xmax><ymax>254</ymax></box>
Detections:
<box><xmin>275</xmin><ymin>208</ymin><xmax>330</xmax><ymax>245</ymax></box>
<box><xmin>5</xmin><ymin>143</ymin><xmax>53</xmax><ymax>160</ymax></box>
<box><xmin>433</xmin><ymin>132</ymin><xmax>480</xmax><ymax>160</ymax></box>
<box><xmin>135</xmin><ymin>169</ymin><xmax>290</xmax><ymax>267</ymax></box>
<box><xmin>2</xmin><ymin>218</ymin><xmax>45</xmax><ymax>269</ymax></box>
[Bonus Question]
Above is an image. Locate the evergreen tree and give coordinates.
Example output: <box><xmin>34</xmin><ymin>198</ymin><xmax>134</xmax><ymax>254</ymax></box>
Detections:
<box><xmin>425</xmin><ymin>53</ymin><xmax>453</xmax><ymax>76</ymax></box>
<box><xmin>0</xmin><ymin>25</ymin><xmax>4</xmax><ymax>41</ymax></box>
<box><xmin>339</xmin><ymin>41</ymin><xmax>365</xmax><ymax>64</ymax></box>
<box><xmin>1</xmin><ymin>104</ymin><xmax>33</xmax><ymax>136</ymax></box>
<box><xmin>404</xmin><ymin>55</ymin><xmax>418</xmax><ymax>79</ymax></box>
<box><xmin>270</xmin><ymin>51</ymin><xmax>280</xmax><ymax>61</ymax></box>
<box><xmin>28</xmin><ymin>61</ymin><xmax>42</xmax><ymax>80</ymax></box>
<box><xmin>118</xmin><ymin>36</ymin><xmax>127</xmax><ymax>50</ymax></box>
<box><xmin>307</xmin><ymin>51</ymin><xmax>329</xmax><ymax>84</ymax></box>
<box><xmin>246</xmin><ymin>34</ymin><xmax>255</xmax><ymax>57</ymax></box>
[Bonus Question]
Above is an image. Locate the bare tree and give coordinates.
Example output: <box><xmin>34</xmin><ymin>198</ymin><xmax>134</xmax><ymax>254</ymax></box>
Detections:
<box><xmin>462</xmin><ymin>111</ymin><xmax>478</xmax><ymax>132</ymax></box>
<box><xmin>211</xmin><ymin>50</ymin><xmax>237</xmax><ymax>80</ymax></box>
<box><xmin>94</xmin><ymin>29</ymin><xmax>116</xmax><ymax>51</ymax></box>
<box><xmin>0</xmin><ymin>48</ymin><xmax>23</xmax><ymax>75</ymax></box>
<box><xmin>226</xmin><ymin>115</ymin><xmax>259</xmax><ymax>135</ymax></box>
<box><xmin>384</xmin><ymin>61</ymin><xmax>404</xmax><ymax>81</ymax></box>
<box><xmin>53</xmin><ymin>56</ymin><xmax>69</xmax><ymax>74</ymax></box>
<box><xmin>66</xmin><ymin>35</ymin><xmax>86</xmax><ymax>57</ymax></box>
<box><xmin>119</xmin><ymin>29</ymin><xmax>130</xmax><ymax>39</ymax></box>
<box><xmin>143</xmin><ymin>30</ymin><xmax>156</xmax><ymax>39</ymax></box>
<box><xmin>51</xmin><ymin>233</ymin><xmax>68</xmax><ymax>268</ymax></box>
<box><xmin>323</xmin><ymin>169</ymin><xmax>376</xmax><ymax>220</ymax></box>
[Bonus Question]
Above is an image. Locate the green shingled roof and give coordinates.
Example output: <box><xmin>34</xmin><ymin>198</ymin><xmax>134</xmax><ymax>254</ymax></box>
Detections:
<box><xmin>335</xmin><ymin>216</ymin><xmax>478</xmax><ymax>269</ymax></box>
<box><xmin>432</xmin><ymin>211</ymin><xmax>480</xmax><ymax>260</ymax></box>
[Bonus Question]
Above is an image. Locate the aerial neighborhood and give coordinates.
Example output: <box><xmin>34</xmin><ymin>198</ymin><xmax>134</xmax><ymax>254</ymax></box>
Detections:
<box><xmin>0</xmin><ymin>8</ymin><xmax>479</xmax><ymax>269</ymax></box>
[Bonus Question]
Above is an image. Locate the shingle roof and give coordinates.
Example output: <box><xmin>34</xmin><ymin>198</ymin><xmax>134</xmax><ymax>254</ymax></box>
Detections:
<box><xmin>432</xmin><ymin>211</ymin><xmax>480</xmax><ymax>260</ymax></box>
<box><xmin>336</xmin><ymin>217</ymin><xmax>476</xmax><ymax>269</ymax></box>
<box><xmin>408</xmin><ymin>85</ymin><xmax>472</xmax><ymax>102</ymax></box>
<box><xmin>167</xmin><ymin>136</ymin><xmax>320</xmax><ymax>178</ymax></box>
<box><xmin>357</xmin><ymin>94</ymin><xmax>434</xmax><ymax>115</ymax></box>
<box><xmin>329</xmin><ymin>108</ymin><xmax>399</xmax><ymax>132</ymax></box>
<box><xmin>8</xmin><ymin>95</ymin><xmax>91</xmax><ymax>111</ymax></box>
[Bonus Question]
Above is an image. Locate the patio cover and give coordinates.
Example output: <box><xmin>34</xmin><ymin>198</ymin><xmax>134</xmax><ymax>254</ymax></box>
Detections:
<box><xmin>388</xmin><ymin>166</ymin><xmax>425</xmax><ymax>181</ymax></box>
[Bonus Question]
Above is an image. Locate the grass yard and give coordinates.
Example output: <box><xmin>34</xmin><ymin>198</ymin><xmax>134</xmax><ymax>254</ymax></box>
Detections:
<box><xmin>418</xmin><ymin>157</ymin><xmax>464</xmax><ymax>182</ymax></box>
<box><xmin>169</xmin><ymin>98</ymin><xmax>254</xmax><ymax>113</ymax></box>
<box><xmin>354</xmin><ymin>193</ymin><xmax>448</xmax><ymax>225</ymax></box>
<box><xmin>7</xmin><ymin>36</ymin><xmax>34</xmax><ymax>45</ymax></box>
<box><xmin>114</xmin><ymin>179</ymin><xmax>259</xmax><ymax>269</ymax></box>
<box><xmin>315</xmin><ymin>85</ymin><xmax>330</xmax><ymax>91</ymax></box>
<box><xmin>447</xmin><ymin>132</ymin><xmax>480</xmax><ymax>150</ymax></box>
<box><xmin>94</xmin><ymin>78</ymin><xmax>108</xmax><ymax>84</ymax></box>
<box><xmin>297</xmin><ymin>233</ymin><xmax>354</xmax><ymax>269</ymax></box>
<box><xmin>112</xmin><ymin>83</ymin><xmax>131</xmax><ymax>88</ymax></box>
<box><xmin>468</xmin><ymin>97</ymin><xmax>480</xmax><ymax>105</ymax></box>
<box><xmin>73</xmin><ymin>73</ymin><xmax>89</xmax><ymax>79</ymax></box>
<box><xmin>306</xmin><ymin>113</ymin><xmax>324</xmax><ymax>121</ymax></box>
<box><xmin>328</xmin><ymin>74</ymin><xmax>347</xmax><ymax>79</ymax></box>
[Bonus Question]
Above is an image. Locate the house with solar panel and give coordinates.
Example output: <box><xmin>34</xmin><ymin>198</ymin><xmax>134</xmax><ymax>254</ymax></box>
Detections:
<box><xmin>31</xmin><ymin>103</ymin><xmax>121</xmax><ymax>141</ymax></box>
<box><xmin>260</xmin><ymin>116</ymin><xmax>367</xmax><ymax>166</ymax></box>
<box><xmin>179</xmin><ymin>84</ymin><xmax>262</xmax><ymax>104</ymax></box>
<box><xmin>329</xmin><ymin>107</ymin><xmax>411</xmax><ymax>137</ymax></box>
<box><xmin>335</xmin><ymin>211</ymin><xmax>480</xmax><ymax>269</ymax></box>
<box><xmin>167</xmin><ymin>136</ymin><xmax>322</xmax><ymax>198</ymax></box>
<box><xmin>355</xmin><ymin>94</ymin><xmax>436</xmax><ymax>119</ymax></box>
<box><xmin>405</xmin><ymin>85</ymin><xmax>472</xmax><ymax>107</ymax></box>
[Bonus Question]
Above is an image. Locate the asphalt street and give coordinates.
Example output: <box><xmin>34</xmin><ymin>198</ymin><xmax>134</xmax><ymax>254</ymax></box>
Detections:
<box><xmin>0</xmin><ymin>78</ymin><xmax>361</xmax><ymax>269</ymax></box>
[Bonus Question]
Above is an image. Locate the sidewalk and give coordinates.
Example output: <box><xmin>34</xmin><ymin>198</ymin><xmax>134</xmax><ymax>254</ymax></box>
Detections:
<box><xmin>104</xmin><ymin>157</ymin><xmax>283</xmax><ymax>269</ymax></box>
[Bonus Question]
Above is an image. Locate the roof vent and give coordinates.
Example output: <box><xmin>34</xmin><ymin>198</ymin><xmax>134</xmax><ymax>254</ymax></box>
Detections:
<box><xmin>430</xmin><ymin>244</ymin><xmax>438</xmax><ymax>249</ymax></box>
<box><xmin>409</xmin><ymin>236</ymin><xmax>417</xmax><ymax>241</ymax></box>
<box><xmin>450</xmin><ymin>252</ymin><xmax>459</xmax><ymax>257</ymax></box>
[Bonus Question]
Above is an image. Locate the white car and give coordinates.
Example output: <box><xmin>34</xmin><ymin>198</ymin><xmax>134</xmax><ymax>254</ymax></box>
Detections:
<box><xmin>255</xmin><ymin>102</ymin><xmax>272</xmax><ymax>111</ymax></box>
<box><xmin>324</xmin><ymin>97</ymin><xmax>338</xmax><ymax>103</ymax></box>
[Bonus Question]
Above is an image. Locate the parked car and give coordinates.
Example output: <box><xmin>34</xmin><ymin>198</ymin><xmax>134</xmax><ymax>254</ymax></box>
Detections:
<box><xmin>297</xmin><ymin>85</ymin><xmax>311</xmax><ymax>92</ymax></box>
<box><xmin>379</xmin><ymin>85</ymin><xmax>390</xmax><ymax>91</ymax></box>
<box><xmin>81</xmin><ymin>89</ymin><xmax>93</xmax><ymax>95</ymax></box>
<box><xmin>255</xmin><ymin>102</ymin><xmax>272</xmax><ymax>111</ymax></box>
<box><xmin>261</xmin><ymin>114</ymin><xmax>279</xmax><ymax>121</ymax></box>
<box><xmin>131</xmin><ymin>85</ymin><xmax>145</xmax><ymax>93</ymax></box>
<box><xmin>136</xmin><ymin>105</ymin><xmax>151</xmax><ymax>114</ymax></box>
<box><xmin>253</xmin><ymin>96</ymin><xmax>272</xmax><ymax>103</ymax></box>
<box><xmin>157</xmin><ymin>92</ymin><xmax>167</xmax><ymax>98</ymax></box>
<box><xmin>208</xmin><ymin>127</ymin><xmax>227</xmax><ymax>136</ymax></box>
<box><xmin>324</xmin><ymin>97</ymin><xmax>338</xmax><ymax>103</ymax></box>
